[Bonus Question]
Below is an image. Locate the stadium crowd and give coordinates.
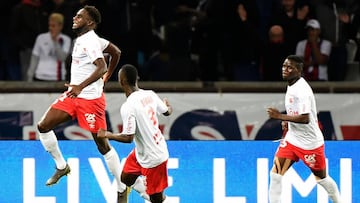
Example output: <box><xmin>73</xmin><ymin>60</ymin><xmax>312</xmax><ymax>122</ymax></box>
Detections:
<box><xmin>0</xmin><ymin>0</ymin><xmax>359</xmax><ymax>82</ymax></box>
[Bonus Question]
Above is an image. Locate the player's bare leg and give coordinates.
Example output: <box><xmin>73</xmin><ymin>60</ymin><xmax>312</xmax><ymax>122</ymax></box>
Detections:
<box><xmin>269</xmin><ymin>157</ymin><xmax>294</xmax><ymax>203</ymax></box>
<box><xmin>38</xmin><ymin>108</ymin><xmax>71</xmax><ymax>186</ymax></box>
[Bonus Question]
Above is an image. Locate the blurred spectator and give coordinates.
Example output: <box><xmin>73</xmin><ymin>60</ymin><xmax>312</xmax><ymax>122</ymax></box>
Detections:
<box><xmin>157</xmin><ymin>0</ymin><xmax>201</xmax><ymax>81</ymax></box>
<box><xmin>43</xmin><ymin>0</ymin><xmax>79</xmax><ymax>39</ymax></box>
<box><xmin>190</xmin><ymin>0</ymin><xmax>227</xmax><ymax>81</ymax></box>
<box><xmin>269</xmin><ymin>0</ymin><xmax>313</xmax><ymax>55</ymax></box>
<box><xmin>4</xmin><ymin>0</ymin><xmax>358</xmax><ymax>82</ymax></box>
<box><xmin>84</xmin><ymin>0</ymin><xmax>121</xmax><ymax>81</ymax></box>
<box><xmin>27</xmin><ymin>13</ymin><xmax>71</xmax><ymax>81</ymax></box>
<box><xmin>116</xmin><ymin>0</ymin><xmax>156</xmax><ymax>81</ymax></box>
<box><xmin>224</xmin><ymin>0</ymin><xmax>262</xmax><ymax>81</ymax></box>
<box><xmin>261</xmin><ymin>25</ymin><xmax>288</xmax><ymax>81</ymax></box>
<box><xmin>312</xmin><ymin>0</ymin><xmax>359</xmax><ymax>81</ymax></box>
<box><xmin>0</xmin><ymin>1</ymin><xmax>21</xmax><ymax>80</ymax></box>
<box><xmin>352</xmin><ymin>8</ymin><xmax>360</xmax><ymax>63</ymax></box>
<box><xmin>348</xmin><ymin>5</ymin><xmax>360</xmax><ymax>62</ymax></box>
<box><xmin>143</xmin><ymin>50</ymin><xmax>170</xmax><ymax>81</ymax></box>
<box><xmin>295</xmin><ymin>19</ymin><xmax>332</xmax><ymax>81</ymax></box>
<box><xmin>256</xmin><ymin>0</ymin><xmax>275</xmax><ymax>41</ymax></box>
<box><xmin>9</xmin><ymin>0</ymin><xmax>49</xmax><ymax>81</ymax></box>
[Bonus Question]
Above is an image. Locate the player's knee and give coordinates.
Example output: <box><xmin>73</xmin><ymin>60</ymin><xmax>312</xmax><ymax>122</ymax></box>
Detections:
<box><xmin>121</xmin><ymin>174</ymin><xmax>136</xmax><ymax>187</ymax></box>
<box><xmin>122</xmin><ymin>179</ymin><xmax>133</xmax><ymax>187</ymax></box>
<box><xmin>312</xmin><ymin>169</ymin><xmax>327</xmax><ymax>179</ymax></box>
<box><xmin>96</xmin><ymin>142</ymin><xmax>111</xmax><ymax>154</ymax></box>
<box><xmin>149</xmin><ymin>193</ymin><xmax>164</xmax><ymax>203</ymax></box>
<box><xmin>95</xmin><ymin>146</ymin><xmax>107</xmax><ymax>155</ymax></box>
<box><xmin>93</xmin><ymin>136</ymin><xmax>111</xmax><ymax>154</ymax></box>
<box><xmin>37</xmin><ymin>122</ymin><xmax>50</xmax><ymax>133</ymax></box>
<box><xmin>271</xmin><ymin>162</ymin><xmax>281</xmax><ymax>174</ymax></box>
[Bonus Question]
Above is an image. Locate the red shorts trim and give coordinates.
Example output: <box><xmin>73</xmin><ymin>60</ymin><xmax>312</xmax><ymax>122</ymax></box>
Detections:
<box><xmin>275</xmin><ymin>140</ymin><xmax>326</xmax><ymax>171</ymax></box>
<box><xmin>123</xmin><ymin>150</ymin><xmax>168</xmax><ymax>195</ymax></box>
<box><xmin>51</xmin><ymin>92</ymin><xmax>107</xmax><ymax>133</ymax></box>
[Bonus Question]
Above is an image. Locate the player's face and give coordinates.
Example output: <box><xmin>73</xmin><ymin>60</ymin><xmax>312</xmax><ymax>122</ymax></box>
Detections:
<box><xmin>118</xmin><ymin>69</ymin><xmax>125</xmax><ymax>89</ymax></box>
<box><xmin>72</xmin><ymin>9</ymin><xmax>92</xmax><ymax>34</ymax></box>
<box><xmin>282</xmin><ymin>59</ymin><xmax>300</xmax><ymax>81</ymax></box>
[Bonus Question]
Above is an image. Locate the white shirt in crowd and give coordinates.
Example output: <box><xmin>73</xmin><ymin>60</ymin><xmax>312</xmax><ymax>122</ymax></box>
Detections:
<box><xmin>284</xmin><ymin>77</ymin><xmax>324</xmax><ymax>150</ymax></box>
<box><xmin>70</xmin><ymin>30</ymin><xmax>109</xmax><ymax>99</ymax></box>
<box><xmin>295</xmin><ymin>39</ymin><xmax>332</xmax><ymax>80</ymax></box>
<box><xmin>29</xmin><ymin>32</ymin><xmax>71</xmax><ymax>81</ymax></box>
<box><xmin>120</xmin><ymin>89</ymin><xmax>169</xmax><ymax>168</ymax></box>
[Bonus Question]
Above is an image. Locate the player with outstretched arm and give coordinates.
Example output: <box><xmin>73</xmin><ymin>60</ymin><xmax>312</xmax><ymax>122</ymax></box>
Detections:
<box><xmin>98</xmin><ymin>64</ymin><xmax>173</xmax><ymax>203</ymax></box>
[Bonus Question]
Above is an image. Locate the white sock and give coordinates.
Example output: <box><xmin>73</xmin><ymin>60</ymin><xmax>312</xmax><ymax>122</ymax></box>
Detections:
<box><xmin>269</xmin><ymin>172</ymin><xmax>282</xmax><ymax>203</ymax></box>
<box><xmin>39</xmin><ymin>130</ymin><xmax>66</xmax><ymax>169</ymax></box>
<box><xmin>131</xmin><ymin>176</ymin><xmax>150</xmax><ymax>201</ymax></box>
<box><xmin>103</xmin><ymin>147</ymin><xmax>127</xmax><ymax>192</ymax></box>
<box><xmin>317</xmin><ymin>176</ymin><xmax>342</xmax><ymax>203</ymax></box>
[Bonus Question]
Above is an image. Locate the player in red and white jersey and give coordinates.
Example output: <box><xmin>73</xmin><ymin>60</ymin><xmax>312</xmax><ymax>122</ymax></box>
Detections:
<box><xmin>36</xmin><ymin>5</ymin><xmax>149</xmax><ymax>203</ymax></box>
<box><xmin>99</xmin><ymin>64</ymin><xmax>173</xmax><ymax>203</ymax></box>
<box><xmin>266</xmin><ymin>55</ymin><xmax>342</xmax><ymax>203</ymax></box>
<box><xmin>120</xmin><ymin>88</ymin><xmax>169</xmax><ymax>168</ymax></box>
<box><xmin>283</xmin><ymin>75</ymin><xmax>324</xmax><ymax>150</ymax></box>
<box><xmin>69</xmin><ymin>30</ymin><xmax>107</xmax><ymax>99</ymax></box>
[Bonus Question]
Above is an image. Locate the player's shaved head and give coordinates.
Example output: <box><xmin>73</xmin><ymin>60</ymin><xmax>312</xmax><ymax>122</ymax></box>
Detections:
<box><xmin>83</xmin><ymin>5</ymin><xmax>101</xmax><ymax>25</ymax></box>
<box><xmin>119</xmin><ymin>64</ymin><xmax>138</xmax><ymax>86</ymax></box>
<box><xmin>286</xmin><ymin>55</ymin><xmax>304</xmax><ymax>72</ymax></box>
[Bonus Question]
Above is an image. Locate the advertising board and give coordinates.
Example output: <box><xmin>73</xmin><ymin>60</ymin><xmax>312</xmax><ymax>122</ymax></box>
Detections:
<box><xmin>0</xmin><ymin>141</ymin><xmax>357</xmax><ymax>203</ymax></box>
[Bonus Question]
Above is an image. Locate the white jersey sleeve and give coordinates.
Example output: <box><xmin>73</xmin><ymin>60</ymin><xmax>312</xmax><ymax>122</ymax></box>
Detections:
<box><xmin>99</xmin><ymin>37</ymin><xmax>110</xmax><ymax>51</ymax></box>
<box><xmin>120</xmin><ymin>102</ymin><xmax>136</xmax><ymax>135</ymax></box>
<box><xmin>155</xmin><ymin>92</ymin><xmax>168</xmax><ymax>114</ymax></box>
<box><xmin>32</xmin><ymin>34</ymin><xmax>42</xmax><ymax>56</ymax></box>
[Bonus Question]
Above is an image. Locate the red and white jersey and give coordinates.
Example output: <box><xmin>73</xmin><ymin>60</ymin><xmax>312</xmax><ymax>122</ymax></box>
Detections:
<box><xmin>120</xmin><ymin>89</ymin><xmax>169</xmax><ymax>168</ymax></box>
<box><xmin>295</xmin><ymin>39</ymin><xmax>331</xmax><ymax>80</ymax></box>
<box><xmin>70</xmin><ymin>30</ymin><xmax>109</xmax><ymax>99</ymax></box>
<box><xmin>284</xmin><ymin>77</ymin><xmax>324</xmax><ymax>150</ymax></box>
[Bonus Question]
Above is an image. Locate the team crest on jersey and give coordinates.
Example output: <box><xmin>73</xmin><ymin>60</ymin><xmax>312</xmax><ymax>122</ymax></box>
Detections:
<box><xmin>289</xmin><ymin>97</ymin><xmax>294</xmax><ymax>103</ymax></box>
<box><xmin>85</xmin><ymin>113</ymin><xmax>96</xmax><ymax>129</ymax></box>
<box><xmin>304</xmin><ymin>154</ymin><xmax>316</xmax><ymax>167</ymax></box>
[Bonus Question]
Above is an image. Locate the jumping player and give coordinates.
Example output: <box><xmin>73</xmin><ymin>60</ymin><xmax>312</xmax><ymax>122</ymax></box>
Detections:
<box><xmin>37</xmin><ymin>5</ymin><xmax>147</xmax><ymax>203</ymax></box>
